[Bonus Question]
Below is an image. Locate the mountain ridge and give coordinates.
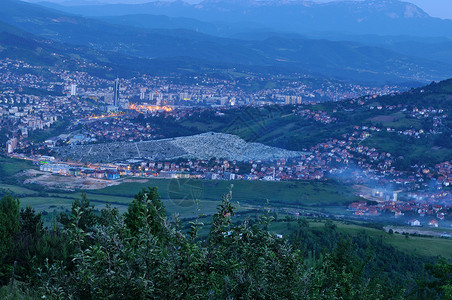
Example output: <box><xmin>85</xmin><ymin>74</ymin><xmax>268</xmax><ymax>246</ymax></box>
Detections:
<box><xmin>34</xmin><ymin>0</ymin><xmax>452</xmax><ymax>39</ymax></box>
<box><xmin>2</xmin><ymin>0</ymin><xmax>452</xmax><ymax>83</ymax></box>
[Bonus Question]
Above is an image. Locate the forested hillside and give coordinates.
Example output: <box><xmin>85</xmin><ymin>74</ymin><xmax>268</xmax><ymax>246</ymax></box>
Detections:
<box><xmin>0</xmin><ymin>188</ymin><xmax>450</xmax><ymax>299</ymax></box>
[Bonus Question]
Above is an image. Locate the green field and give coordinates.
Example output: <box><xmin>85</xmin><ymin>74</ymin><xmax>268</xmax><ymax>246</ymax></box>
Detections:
<box><xmin>368</xmin><ymin>112</ymin><xmax>423</xmax><ymax>129</ymax></box>
<box><xmin>20</xmin><ymin>196</ymin><xmax>77</xmax><ymax>212</ymax></box>
<box><xmin>0</xmin><ymin>183</ymin><xmax>38</xmax><ymax>195</ymax></box>
<box><xmin>270</xmin><ymin>220</ymin><xmax>452</xmax><ymax>258</ymax></box>
<box><xmin>16</xmin><ymin>178</ymin><xmax>358</xmax><ymax>221</ymax></box>
<box><xmin>363</xmin><ymin>132</ymin><xmax>452</xmax><ymax>167</ymax></box>
<box><xmin>0</xmin><ymin>156</ymin><xmax>37</xmax><ymax>177</ymax></box>
<box><xmin>388</xmin><ymin>234</ymin><xmax>452</xmax><ymax>258</ymax></box>
<box><xmin>92</xmin><ymin>178</ymin><xmax>359</xmax><ymax>206</ymax></box>
<box><xmin>331</xmin><ymin>223</ymin><xmax>452</xmax><ymax>258</ymax></box>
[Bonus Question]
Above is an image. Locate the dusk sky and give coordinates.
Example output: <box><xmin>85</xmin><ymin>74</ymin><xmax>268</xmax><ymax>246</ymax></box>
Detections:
<box><xmin>324</xmin><ymin>0</ymin><xmax>452</xmax><ymax>19</ymax></box>
<box><xmin>407</xmin><ymin>0</ymin><xmax>452</xmax><ymax>19</ymax></box>
<box><xmin>322</xmin><ymin>0</ymin><xmax>452</xmax><ymax>19</ymax></box>
<box><xmin>314</xmin><ymin>0</ymin><xmax>452</xmax><ymax>19</ymax></box>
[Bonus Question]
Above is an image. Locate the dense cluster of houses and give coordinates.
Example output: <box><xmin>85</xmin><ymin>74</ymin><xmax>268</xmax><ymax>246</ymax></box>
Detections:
<box><xmin>296</xmin><ymin>109</ymin><xmax>336</xmax><ymax>124</ymax></box>
<box><xmin>348</xmin><ymin>199</ymin><xmax>450</xmax><ymax>226</ymax></box>
<box><xmin>437</xmin><ymin>161</ymin><xmax>452</xmax><ymax>186</ymax></box>
<box><xmin>40</xmin><ymin>163</ymin><xmax>120</xmax><ymax>180</ymax></box>
<box><xmin>1</xmin><ymin>57</ymin><xmax>405</xmax><ymax>155</ymax></box>
<box><xmin>37</xmin><ymin>155</ymin><xmax>330</xmax><ymax>182</ymax></box>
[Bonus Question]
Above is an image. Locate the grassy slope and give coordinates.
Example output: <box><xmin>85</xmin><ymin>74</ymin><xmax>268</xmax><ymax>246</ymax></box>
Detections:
<box><xmin>363</xmin><ymin>132</ymin><xmax>452</xmax><ymax>165</ymax></box>
<box><xmin>0</xmin><ymin>156</ymin><xmax>37</xmax><ymax>177</ymax></box>
<box><xmin>18</xmin><ymin>179</ymin><xmax>359</xmax><ymax>218</ymax></box>
<box><xmin>0</xmin><ymin>183</ymin><xmax>37</xmax><ymax>195</ymax></box>
<box><xmin>93</xmin><ymin>179</ymin><xmax>358</xmax><ymax>205</ymax></box>
<box><xmin>331</xmin><ymin>222</ymin><xmax>452</xmax><ymax>258</ymax></box>
<box><xmin>270</xmin><ymin>220</ymin><xmax>452</xmax><ymax>258</ymax></box>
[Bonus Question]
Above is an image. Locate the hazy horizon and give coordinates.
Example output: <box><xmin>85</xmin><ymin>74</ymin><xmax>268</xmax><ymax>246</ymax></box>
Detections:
<box><xmin>23</xmin><ymin>0</ymin><xmax>452</xmax><ymax>20</ymax></box>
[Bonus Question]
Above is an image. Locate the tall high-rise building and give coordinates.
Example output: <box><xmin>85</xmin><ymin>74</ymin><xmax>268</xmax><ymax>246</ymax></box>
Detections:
<box><xmin>113</xmin><ymin>78</ymin><xmax>120</xmax><ymax>107</ymax></box>
<box><xmin>6</xmin><ymin>138</ymin><xmax>18</xmax><ymax>154</ymax></box>
<box><xmin>70</xmin><ymin>84</ymin><xmax>77</xmax><ymax>96</ymax></box>
<box><xmin>140</xmin><ymin>88</ymin><xmax>146</xmax><ymax>100</ymax></box>
<box><xmin>156</xmin><ymin>93</ymin><xmax>163</xmax><ymax>106</ymax></box>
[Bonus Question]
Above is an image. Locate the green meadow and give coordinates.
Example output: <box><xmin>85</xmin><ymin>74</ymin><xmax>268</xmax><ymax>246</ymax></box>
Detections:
<box><xmin>14</xmin><ymin>178</ymin><xmax>358</xmax><ymax>220</ymax></box>
<box><xmin>0</xmin><ymin>156</ymin><xmax>37</xmax><ymax>177</ymax></box>
<box><xmin>270</xmin><ymin>220</ymin><xmax>452</xmax><ymax>258</ymax></box>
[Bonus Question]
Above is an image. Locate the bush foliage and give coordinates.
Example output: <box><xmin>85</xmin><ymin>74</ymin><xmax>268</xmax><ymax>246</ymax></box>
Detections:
<box><xmin>0</xmin><ymin>189</ymin><xmax>449</xmax><ymax>299</ymax></box>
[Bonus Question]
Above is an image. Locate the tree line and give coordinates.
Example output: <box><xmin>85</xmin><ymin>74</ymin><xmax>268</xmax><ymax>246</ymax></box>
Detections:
<box><xmin>0</xmin><ymin>188</ymin><xmax>450</xmax><ymax>299</ymax></box>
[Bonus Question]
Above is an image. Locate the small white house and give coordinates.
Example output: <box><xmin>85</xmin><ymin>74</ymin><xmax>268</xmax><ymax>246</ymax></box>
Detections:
<box><xmin>428</xmin><ymin>219</ymin><xmax>439</xmax><ymax>228</ymax></box>
<box><xmin>408</xmin><ymin>219</ymin><xmax>421</xmax><ymax>227</ymax></box>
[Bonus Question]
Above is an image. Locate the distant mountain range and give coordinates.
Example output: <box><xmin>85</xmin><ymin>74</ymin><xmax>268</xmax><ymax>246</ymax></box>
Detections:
<box><xmin>1</xmin><ymin>0</ymin><xmax>452</xmax><ymax>84</ymax></box>
<box><xmin>0</xmin><ymin>20</ymin><xmax>218</xmax><ymax>79</ymax></box>
<box><xmin>37</xmin><ymin>0</ymin><xmax>452</xmax><ymax>38</ymax></box>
